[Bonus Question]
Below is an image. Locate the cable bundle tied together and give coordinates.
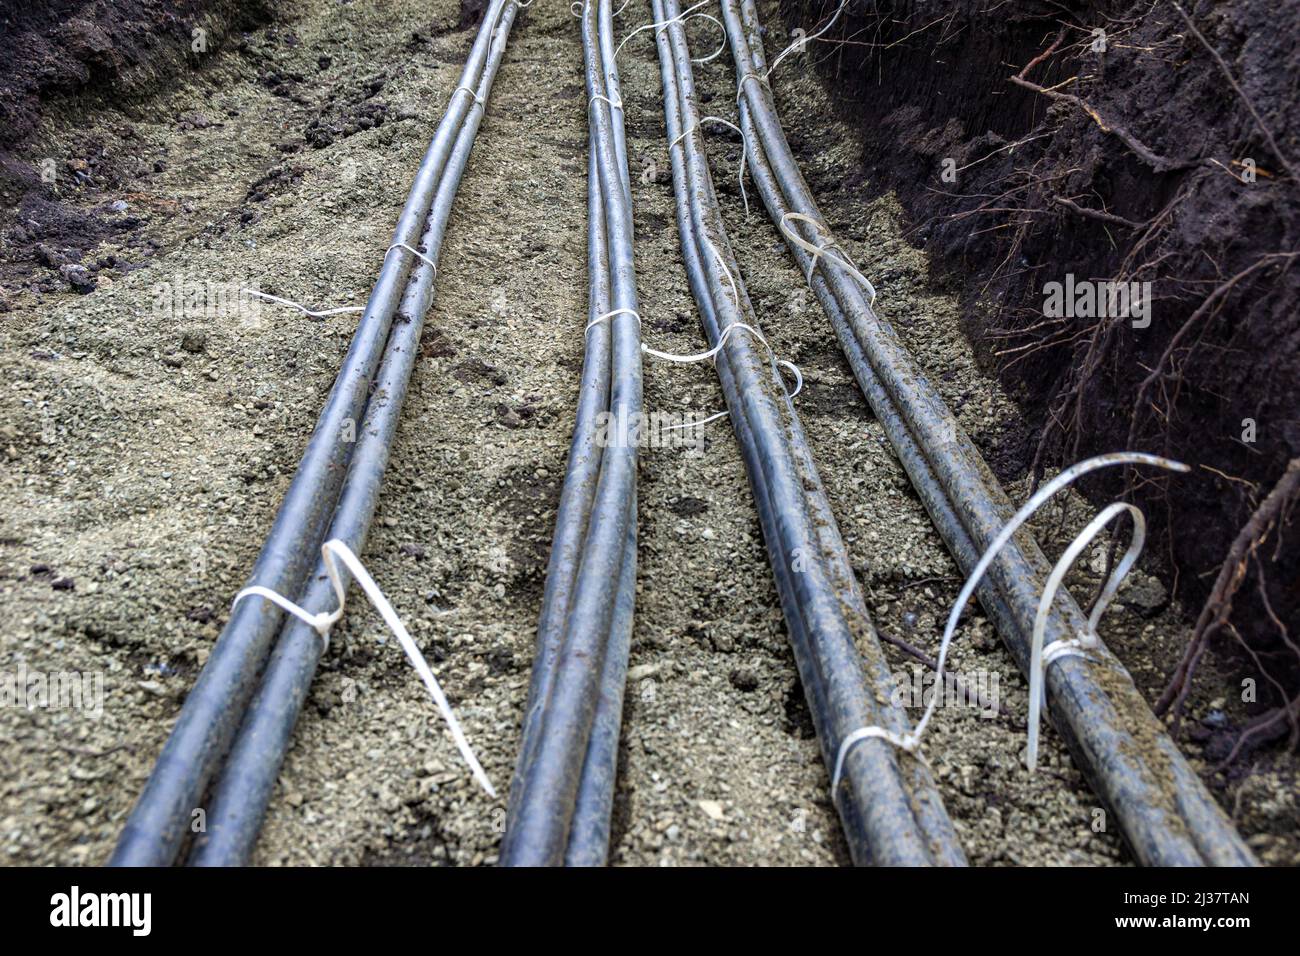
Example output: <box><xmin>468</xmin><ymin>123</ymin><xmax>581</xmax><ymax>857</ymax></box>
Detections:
<box><xmin>833</xmin><ymin>453</ymin><xmax>1185</xmax><ymax>794</ymax></box>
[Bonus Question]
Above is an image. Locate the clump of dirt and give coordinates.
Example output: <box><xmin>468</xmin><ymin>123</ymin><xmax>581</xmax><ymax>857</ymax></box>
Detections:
<box><xmin>780</xmin><ymin>0</ymin><xmax>1300</xmax><ymax>753</ymax></box>
<box><xmin>305</xmin><ymin>73</ymin><xmax>390</xmax><ymax>148</ymax></box>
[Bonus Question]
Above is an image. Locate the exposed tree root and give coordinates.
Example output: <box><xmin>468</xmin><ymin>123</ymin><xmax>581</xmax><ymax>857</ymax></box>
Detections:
<box><xmin>1007</xmin><ymin>66</ymin><xmax>1200</xmax><ymax>174</ymax></box>
<box><xmin>784</xmin><ymin>0</ymin><xmax>1300</xmax><ymax>771</ymax></box>
<box><xmin>1169</xmin><ymin>0</ymin><xmax>1299</xmax><ymax>184</ymax></box>
<box><xmin>1156</xmin><ymin>459</ymin><xmax>1300</xmax><ymax>746</ymax></box>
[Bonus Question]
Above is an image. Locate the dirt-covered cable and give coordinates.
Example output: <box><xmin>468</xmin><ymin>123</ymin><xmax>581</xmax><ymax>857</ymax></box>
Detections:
<box><xmin>651</xmin><ymin>0</ymin><xmax>964</xmax><ymax>866</ymax></box>
<box><xmin>182</xmin><ymin>0</ymin><xmax>522</xmax><ymax>867</ymax></box>
<box><xmin>110</xmin><ymin>0</ymin><xmax>521</xmax><ymax>868</ymax></box>
<box><xmin>500</xmin><ymin>0</ymin><xmax>643</xmax><ymax>866</ymax></box>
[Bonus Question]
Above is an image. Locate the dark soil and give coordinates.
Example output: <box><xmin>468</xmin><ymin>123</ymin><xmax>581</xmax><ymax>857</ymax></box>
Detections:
<box><xmin>781</xmin><ymin>0</ymin><xmax>1300</xmax><ymax>746</ymax></box>
<box><xmin>0</xmin><ymin>0</ymin><xmax>270</xmax><ymax>291</ymax></box>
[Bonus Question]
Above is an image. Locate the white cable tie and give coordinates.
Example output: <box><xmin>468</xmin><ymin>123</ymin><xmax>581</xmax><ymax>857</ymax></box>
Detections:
<box><xmin>686</xmin><ymin>13</ymin><xmax>727</xmax><ymax>64</ymax></box>
<box><xmin>640</xmin><ymin>241</ymin><xmax>802</xmax><ymax>422</ymax></box>
<box><xmin>240</xmin><ymin>289</ymin><xmax>365</xmax><ymax>318</ymax></box>
<box><xmin>614</xmin><ymin>0</ymin><xmax>713</xmax><ymax>60</ymax></box>
<box><xmin>452</xmin><ymin>85</ymin><xmax>486</xmax><ymax>112</ymax></box>
<box><xmin>736</xmin><ymin>69</ymin><xmax>770</xmax><ymax>104</ymax></box>
<box><xmin>243</xmin><ymin>239</ymin><xmax>436</xmax><ymax>321</ymax></box>
<box><xmin>232</xmin><ymin>539</ymin><xmax>497</xmax><ymax>798</ymax></box>
<box><xmin>1025</xmin><ymin>501</ymin><xmax>1145</xmax><ymax>770</ymax></box>
<box><xmin>766</xmin><ymin>0</ymin><xmax>850</xmax><ymax>79</ymax></box>
<box><xmin>830</xmin><ymin>726</ymin><xmax>917</xmax><ymax>797</ymax></box>
<box><xmin>778</xmin><ymin>212</ymin><xmax>876</xmax><ymax>304</ymax></box>
<box><xmin>706</xmin><ymin>235</ymin><xmax>742</xmax><ymax>310</ymax></box>
<box><xmin>589</xmin><ymin>92</ymin><xmax>625</xmax><ymax>113</ymax></box>
<box><xmin>670</xmin><ymin>116</ymin><xmax>750</xmax><ymax>216</ymax></box>
<box><xmin>585</xmin><ymin>310</ymin><xmax>639</xmax><ymax>335</ymax></box>
<box><xmin>386</xmin><ymin>242</ymin><xmax>439</xmax><ymax>273</ymax></box>
<box><xmin>661</xmin><ymin>409</ymin><xmax>729</xmax><ymax>430</ymax></box>
<box><xmin>830</xmin><ymin>452</ymin><xmax>1189</xmax><ymax>796</ymax></box>
<box><xmin>234</xmin><ymin>585</ymin><xmax>341</xmax><ymax>651</ymax></box>
<box><xmin>776</xmin><ymin>358</ymin><xmax>804</xmax><ymax>398</ymax></box>
<box><xmin>641</xmin><ymin>320</ymin><xmax>761</xmax><ymax>364</ymax></box>
<box><xmin>658</xmin><ymin>237</ymin><xmax>801</xmax><ymax>385</ymax></box>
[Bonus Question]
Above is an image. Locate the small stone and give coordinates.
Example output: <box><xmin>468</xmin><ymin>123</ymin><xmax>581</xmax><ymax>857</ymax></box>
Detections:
<box><xmin>1202</xmin><ymin>710</ymin><xmax>1228</xmax><ymax>729</ymax></box>
<box><xmin>51</xmin><ymin>577</ymin><xmax>75</xmax><ymax>591</ymax></box>
<box><xmin>627</xmin><ymin>663</ymin><xmax>661</xmax><ymax>681</ymax></box>
<box><xmin>181</xmin><ymin>330</ymin><xmax>207</xmax><ymax>353</ymax></box>
<box><xmin>1121</xmin><ymin>572</ymin><xmax>1167</xmax><ymax>611</ymax></box>
<box><xmin>709</xmin><ymin>632</ymin><xmax>736</xmax><ymax>653</ymax></box>
<box><xmin>37</xmin><ymin>243</ymin><xmax>68</xmax><ymax>267</ymax></box>
<box><xmin>698</xmin><ymin>800</ymin><xmax>725</xmax><ymax>821</ymax></box>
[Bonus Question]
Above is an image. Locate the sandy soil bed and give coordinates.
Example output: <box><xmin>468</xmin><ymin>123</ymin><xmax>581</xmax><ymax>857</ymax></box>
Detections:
<box><xmin>1</xmin><ymin>0</ymin><xmax>1294</xmax><ymax>866</ymax></box>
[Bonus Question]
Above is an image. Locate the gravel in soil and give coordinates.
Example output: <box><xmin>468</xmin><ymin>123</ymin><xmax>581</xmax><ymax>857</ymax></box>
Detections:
<box><xmin>1</xmin><ymin>0</ymin><xmax>1293</xmax><ymax>866</ymax></box>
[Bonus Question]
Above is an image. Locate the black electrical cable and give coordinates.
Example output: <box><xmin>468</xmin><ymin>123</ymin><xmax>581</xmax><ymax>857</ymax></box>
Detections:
<box><xmin>500</xmin><ymin>0</ymin><xmax>642</xmax><ymax>866</ymax></box>
<box><xmin>184</xmin><ymin>0</ymin><xmax>523</xmax><ymax>866</ymax></box>
<box><xmin>111</xmin><ymin>0</ymin><xmax>524</xmax><ymax>867</ymax></box>
<box><xmin>650</xmin><ymin>0</ymin><xmax>965</xmax><ymax>865</ymax></box>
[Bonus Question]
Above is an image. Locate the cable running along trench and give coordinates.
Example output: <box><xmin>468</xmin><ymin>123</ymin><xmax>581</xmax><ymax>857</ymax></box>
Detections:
<box><xmin>111</xmin><ymin>0</ymin><xmax>525</xmax><ymax>866</ymax></box>
<box><xmin>722</xmin><ymin>0</ymin><xmax>1254</xmax><ymax>866</ymax></box>
<box><xmin>649</xmin><ymin>0</ymin><xmax>965</xmax><ymax>866</ymax></box>
<box><xmin>500</xmin><ymin>0</ymin><xmax>644</xmax><ymax>867</ymax></box>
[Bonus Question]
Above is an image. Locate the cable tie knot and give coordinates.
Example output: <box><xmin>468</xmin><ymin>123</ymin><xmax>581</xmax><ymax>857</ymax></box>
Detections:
<box><xmin>778</xmin><ymin>212</ymin><xmax>876</xmax><ymax>305</ymax></box>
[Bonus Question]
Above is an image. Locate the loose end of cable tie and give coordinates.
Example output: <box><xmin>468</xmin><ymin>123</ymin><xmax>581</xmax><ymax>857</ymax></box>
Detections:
<box><xmin>231</xmin><ymin>539</ymin><xmax>497</xmax><ymax>799</ymax></box>
<box><xmin>241</xmin><ymin>289</ymin><xmax>366</xmax><ymax>319</ymax></box>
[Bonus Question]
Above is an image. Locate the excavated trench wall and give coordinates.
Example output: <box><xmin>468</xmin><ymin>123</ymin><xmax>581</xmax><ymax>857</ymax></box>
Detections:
<box><xmin>0</xmin><ymin>0</ymin><xmax>272</xmax><ymax>289</ymax></box>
